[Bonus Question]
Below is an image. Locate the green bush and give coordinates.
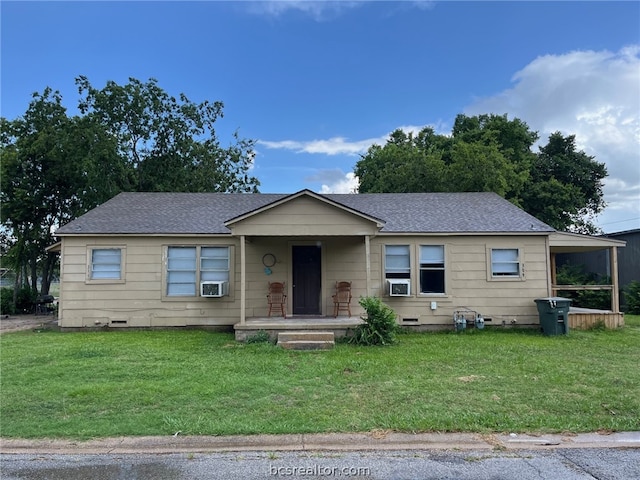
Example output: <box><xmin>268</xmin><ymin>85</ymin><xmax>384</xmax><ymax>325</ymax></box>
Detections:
<box><xmin>245</xmin><ymin>330</ymin><xmax>272</xmax><ymax>344</ymax></box>
<box><xmin>15</xmin><ymin>286</ymin><xmax>38</xmax><ymax>314</ymax></box>
<box><xmin>349</xmin><ymin>296</ymin><xmax>399</xmax><ymax>346</ymax></box>
<box><xmin>556</xmin><ymin>264</ymin><xmax>611</xmax><ymax>310</ymax></box>
<box><xmin>1</xmin><ymin>287</ymin><xmax>15</xmax><ymax>315</ymax></box>
<box><xmin>624</xmin><ymin>281</ymin><xmax>640</xmax><ymax>314</ymax></box>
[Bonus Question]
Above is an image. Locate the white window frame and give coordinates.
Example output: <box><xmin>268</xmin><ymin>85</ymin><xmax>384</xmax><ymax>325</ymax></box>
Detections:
<box><xmin>166</xmin><ymin>246</ymin><xmax>198</xmax><ymax>296</ymax></box>
<box><xmin>164</xmin><ymin>245</ymin><xmax>232</xmax><ymax>299</ymax></box>
<box><xmin>487</xmin><ymin>247</ymin><xmax>524</xmax><ymax>281</ymax></box>
<box><xmin>86</xmin><ymin>246</ymin><xmax>126</xmax><ymax>284</ymax></box>
<box><xmin>419</xmin><ymin>244</ymin><xmax>446</xmax><ymax>295</ymax></box>
<box><xmin>384</xmin><ymin>245</ymin><xmax>411</xmax><ymax>280</ymax></box>
<box><xmin>384</xmin><ymin>244</ymin><xmax>411</xmax><ymax>296</ymax></box>
<box><xmin>200</xmin><ymin>246</ymin><xmax>230</xmax><ymax>283</ymax></box>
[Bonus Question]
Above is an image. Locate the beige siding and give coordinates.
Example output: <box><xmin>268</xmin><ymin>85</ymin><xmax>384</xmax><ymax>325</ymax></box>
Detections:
<box><xmin>241</xmin><ymin>237</ymin><xmax>369</xmax><ymax>318</ymax></box>
<box><xmin>370</xmin><ymin>235</ymin><xmax>549</xmax><ymax>327</ymax></box>
<box><xmin>228</xmin><ymin>196</ymin><xmax>379</xmax><ymax>236</ymax></box>
<box><xmin>59</xmin><ymin>236</ymin><xmax>242</xmax><ymax>328</ymax></box>
<box><xmin>59</xmin><ymin>232</ymin><xmax>550</xmax><ymax>329</ymax></box>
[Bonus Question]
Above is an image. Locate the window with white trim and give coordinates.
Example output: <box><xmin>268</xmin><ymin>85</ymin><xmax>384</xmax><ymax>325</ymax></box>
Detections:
<box><xmin>419</xmin><ymin>245</ymin><xmax>445</xmax><ymax>293</ymax></box>
<box><xmin>491</xmin><ymin>248</ymin><xmax>521</xmax><ymax>277</ymax></box>
<box><xmin>167</xmin><ymin>246</ymin><xmax>197</xmax><ymax>296</ymax></box>
<box><xmin>200</xmin><ymin>246</ymin><xmax>230</xmax><ymax>283</ymax></box>
<box><xmin>384</xmin><ymin>245</ymin><xmax>410</xmax><ymax>279</ymax></box>
<box><xmin>90</xmin><ymin>248</ymin><xmax>122</xmax><ymax>280</ymax></box>
<box><xmin>166</xmin><ymin>246</ymin><xmax>231</xmax><ymax>296</ymax></box>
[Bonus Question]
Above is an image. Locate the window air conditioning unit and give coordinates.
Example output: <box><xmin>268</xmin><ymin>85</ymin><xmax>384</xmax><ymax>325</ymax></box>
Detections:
<box><xmin>200</xmin><ymin>281</ymin><xmax>228</xmax><ymax>298</ymax></box>
<box><xmin>388</xmin><ymin>279</ymin><xmax>410</xmax><ymax>297</ymax></box>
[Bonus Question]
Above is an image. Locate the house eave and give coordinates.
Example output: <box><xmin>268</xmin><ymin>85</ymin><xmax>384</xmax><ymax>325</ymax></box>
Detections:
<box><xmin>376</xmin><ymin>230</ymin><xmax>554</xmax><ymax>236</ymax></box>
<box><xmin>549</xmin><ymin>231</ymin><xmax>626</xmax><ymax>253</ymax></box>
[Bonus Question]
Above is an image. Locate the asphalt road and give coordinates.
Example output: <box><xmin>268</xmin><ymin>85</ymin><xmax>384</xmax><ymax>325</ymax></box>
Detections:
<box><xmin>2</xmin><ymin>447</ymin><xmax>640</xmax><ymax>479</ymax></box>
<box><xmin>2</xmin><ymin>432</ymin><xmax>639</xmax><ymax>479</ymax></box>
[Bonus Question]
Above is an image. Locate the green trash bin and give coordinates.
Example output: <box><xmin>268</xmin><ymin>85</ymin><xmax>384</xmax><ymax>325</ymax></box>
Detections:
<box><xmin>534</xmin><ymin>297</ymin><xmax>571</xmax><ymax>335</ymax></box>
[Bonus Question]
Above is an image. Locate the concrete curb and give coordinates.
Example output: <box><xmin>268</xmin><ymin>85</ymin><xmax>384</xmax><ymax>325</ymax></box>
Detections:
<box><xmin>1</xmin><ymin>432</ymin><xmax>639</xmax><ymax>454</ymax></box>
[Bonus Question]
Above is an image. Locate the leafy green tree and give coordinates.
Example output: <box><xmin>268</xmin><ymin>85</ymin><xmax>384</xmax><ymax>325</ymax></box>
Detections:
<box><xmin>1</xmin><ymin>89</ymin><xmax>94</xmax><ymax>295</ymax></box>
<box><xmin>2</xmin><ymin>77</ymin><xmax>261</xmax><ymax>299</ymax></box>
<box><xmin>1</xmin><ymin>89</ymin><xmax>122</xmax><ymax>295</ymax></box>
<box><xmin>448</xmin><ymin>140</ymin><xmax>514</xmax><ymax>196</ymax></box>
<box><xmin>355</xmin><ymin>128</ymin><xmax>448</xmax><ymax>193</ymax></box>
<box><xmin>451</xmin><ymin>114</ymin><xmax>536</xmax><ymax>205</ymax></box>
<box><xmin>76</xmin><ymin>76</ymin><xmax>259</xmax><ymax>193</ymax></box>
<box><xmin>522</xmin><ymin>132</ymin><xmax>607</xmax><ymax>233</ymax></box>
<box><xmin>355</xmin><ymin>114</ymin><xmax>607</xmax><ymax>232</ymax></box>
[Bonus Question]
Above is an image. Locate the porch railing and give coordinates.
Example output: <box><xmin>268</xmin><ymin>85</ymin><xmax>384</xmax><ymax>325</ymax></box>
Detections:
<box><xmin>551</xmin><ymin>284</ymin><xmax>616</xmax><ymax>311</ymax></box>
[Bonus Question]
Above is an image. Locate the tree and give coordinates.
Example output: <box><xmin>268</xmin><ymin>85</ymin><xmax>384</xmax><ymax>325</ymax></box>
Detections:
<box><xmin>354</xmin><ymin>114</ymin><xmax>607</xmax><ymax>232</ymax></box>
<box><xmin>1</xmin><ymin>77</ymin><xmax>261</xmax><ymax>299</ymax></box>
<box><xmin>2</xmin><ymin>90</ymin><xmax>77</xmax><ymax>294</ymax></box>
<box><xmin>522</xmin><ymin>132</ymin><xmax>607</xmax><ymax>233</ymax></box>
<box><xmin>451</xmin><ymin>114</ymin><xmax>537</xmax><ymax>206</ymax></box>
<box><xmin>448</xmin><ymin>140</ymin><xmax>514</xmax><ymax>196</ymax></box>
<box><xmin>76</xmin><ymin>76</ymin><xmax>259</xmax><ymax>193</ymax></box>
<box><xmin>355</xmin><ymin>128</ymin><xmax>448</xmax><ymax>193</ymax></box>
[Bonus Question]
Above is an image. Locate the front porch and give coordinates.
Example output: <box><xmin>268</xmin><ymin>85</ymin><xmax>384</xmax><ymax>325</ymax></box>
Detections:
<box><xmin>549</xmin><ymin>232</ymin><xmax>626</xmax><ymax>329</ymax></box>
<box><xmin>234</xmin><ymin>315</ymin><xmax>363</xmax><ymax>342</ymax></box>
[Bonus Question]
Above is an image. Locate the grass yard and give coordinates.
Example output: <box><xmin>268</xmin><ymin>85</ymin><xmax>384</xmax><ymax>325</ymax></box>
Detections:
<box><xmin>1</xmin><ymin>316</ymin><xmax>639</xmax><ymax>439</ymax></box>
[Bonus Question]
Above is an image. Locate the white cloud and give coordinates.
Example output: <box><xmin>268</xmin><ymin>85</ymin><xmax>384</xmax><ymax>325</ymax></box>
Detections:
<box><xmin>258</xmin><ymin>123</ymin><xmax>442</xmax><ymax>156</ymax></box>
<box><xmin>464</xmin><ymin>45</ymin><xmax>640</xmax><ymax>231</ymax></box>
<box><xmin>243</xmin><ymin>1</ymin><xmax>362</xmax><ymax>20</ymax></box>
<box><xmin>243</xmin><ymin>1</ymin><xmax>435</xmax><ymax>20</ymax></box>
<box><xmin>320</xmin><ymin>171</ymin><xmax>359</xmax><ymax>194</ymax></box>
<box><xmin>258</xmin><ymin>136</ymin><xmax>381</xmax><ymax>156</ymax></box>
<box><xmin>305</xmin><ymin>170</ymin><xmax>358</xmax><ymax>194</ymax></box>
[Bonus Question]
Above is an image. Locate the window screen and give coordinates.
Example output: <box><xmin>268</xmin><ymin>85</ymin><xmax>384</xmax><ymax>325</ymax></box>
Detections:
<box><xmin>491</xmin><ymin>248</ymin><xmax>520</xmax><ymax>277</ymax></box>
<box><xmin>91</xmin><ymin>249</ymin><xmax>121</xmax><ymax>280</ymax></box>
<box><xmin>385</xmin><ymin>245</ymin><xmax>410</xmax><ymax>279</ymax></box>
<box><xmin>167</xmin><ymin>247</ymin><xmax>197</xmax><ymax>295</ymax></box>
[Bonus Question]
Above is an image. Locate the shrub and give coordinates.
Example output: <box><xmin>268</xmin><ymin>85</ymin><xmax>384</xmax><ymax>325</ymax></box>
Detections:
<box><xmin>245</xmin><ymin>330</ymin><xmax>272</xmax><ymax>344</ymax></box>
<box><xmin>0</xmin><ymin>287</ymin><xmax>15</xmax><ymax>315</ymax></box>
<box><xmin>624</xmin><ymin>281</ymin><xmax>640</xmax><ymax>314</ymax></box>
<box><xmin>349</xmin><ymin>296</ymin><xmax>399</xmax><ymax>346</ymax></box>
<box><xmin>15</xmin><ymin>286</ymin><xmax>38</xmax><ymax>314</ymax></box>
<box><xmin>587</xmin><ymin>319</ymin><xmax>607</xmax><ymax>331</ymax></box>
<box><xmin>556</xmin><ymin>264</ymin><xmax>611</xmax><ymax>310</ymax></box>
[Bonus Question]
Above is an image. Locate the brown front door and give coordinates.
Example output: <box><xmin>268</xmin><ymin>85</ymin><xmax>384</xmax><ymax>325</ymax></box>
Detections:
<box><xmin>292</xmin><ymin>245</ymin><xmax>321</xmax><ymax>315</ymax></box>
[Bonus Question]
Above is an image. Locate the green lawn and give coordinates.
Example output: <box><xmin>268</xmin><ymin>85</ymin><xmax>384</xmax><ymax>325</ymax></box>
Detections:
<box><xmin>1</xmin><ymin>316</ymin><xmax>639</xmax><ymax>439</ymax></box>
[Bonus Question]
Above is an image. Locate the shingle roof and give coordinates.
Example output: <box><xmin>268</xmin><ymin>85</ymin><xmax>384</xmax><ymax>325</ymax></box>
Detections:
<box><xmin>54</xmin><ymin>191</ymin><xmax>554</xmax><ymax>235</ymax></box>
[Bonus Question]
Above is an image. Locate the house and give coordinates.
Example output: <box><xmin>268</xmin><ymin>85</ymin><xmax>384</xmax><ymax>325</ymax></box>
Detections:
<box><xmin>51</xmin><ymin>190</ymin><xmax>625</xmax><ymax>337</ymax></box>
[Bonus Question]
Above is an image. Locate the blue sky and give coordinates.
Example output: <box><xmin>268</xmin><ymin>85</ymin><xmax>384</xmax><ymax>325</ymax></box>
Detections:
<box><xmin>2</xmin><ymin>1</ymin><xmax>639</xmax><ymax>233</ymax></box>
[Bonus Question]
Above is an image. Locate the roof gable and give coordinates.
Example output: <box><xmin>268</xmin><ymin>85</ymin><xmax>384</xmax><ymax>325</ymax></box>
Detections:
<box><xmin>224</xmin><ymin>190</ymin><xmax>384</xmax><ymax>236</ymax></box>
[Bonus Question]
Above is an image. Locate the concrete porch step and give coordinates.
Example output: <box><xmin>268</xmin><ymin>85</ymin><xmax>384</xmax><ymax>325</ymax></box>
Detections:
<box><xmin>277</xmin><ymin>331</ymin><xmax>335</xmax><ymax>350</ymax></box>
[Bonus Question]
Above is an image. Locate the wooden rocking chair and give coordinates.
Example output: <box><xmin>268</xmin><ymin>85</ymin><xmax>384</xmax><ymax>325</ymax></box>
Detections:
<box><xmin>267</xmin><ymin>281</ymin><xmax>287</xmax><ymax>317</ymax></box>
<box><xmin>332</xmin><ymin>281</ymin><xmax>352</xmax><ymax>318</ymax></box>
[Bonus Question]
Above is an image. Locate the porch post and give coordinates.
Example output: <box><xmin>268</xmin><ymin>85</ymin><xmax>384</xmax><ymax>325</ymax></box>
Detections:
<box><xmin>611</xmin><ymin>246</ymin><xmax>620</xmax><ymax>312</ymax></box>
<box><xmin>240</xmin><ymin>235</ymin><xmax>246</xmax><ymax>325</ymax></box>
<box><xmin>550</xmin><ymin>252</ymin><xmax>557</xmax><ymax>296</ymax></box>
<box><xmin>365</xmin><ymin>235</ymin><xmax>371</xmax><ymax>297</ymax></box>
